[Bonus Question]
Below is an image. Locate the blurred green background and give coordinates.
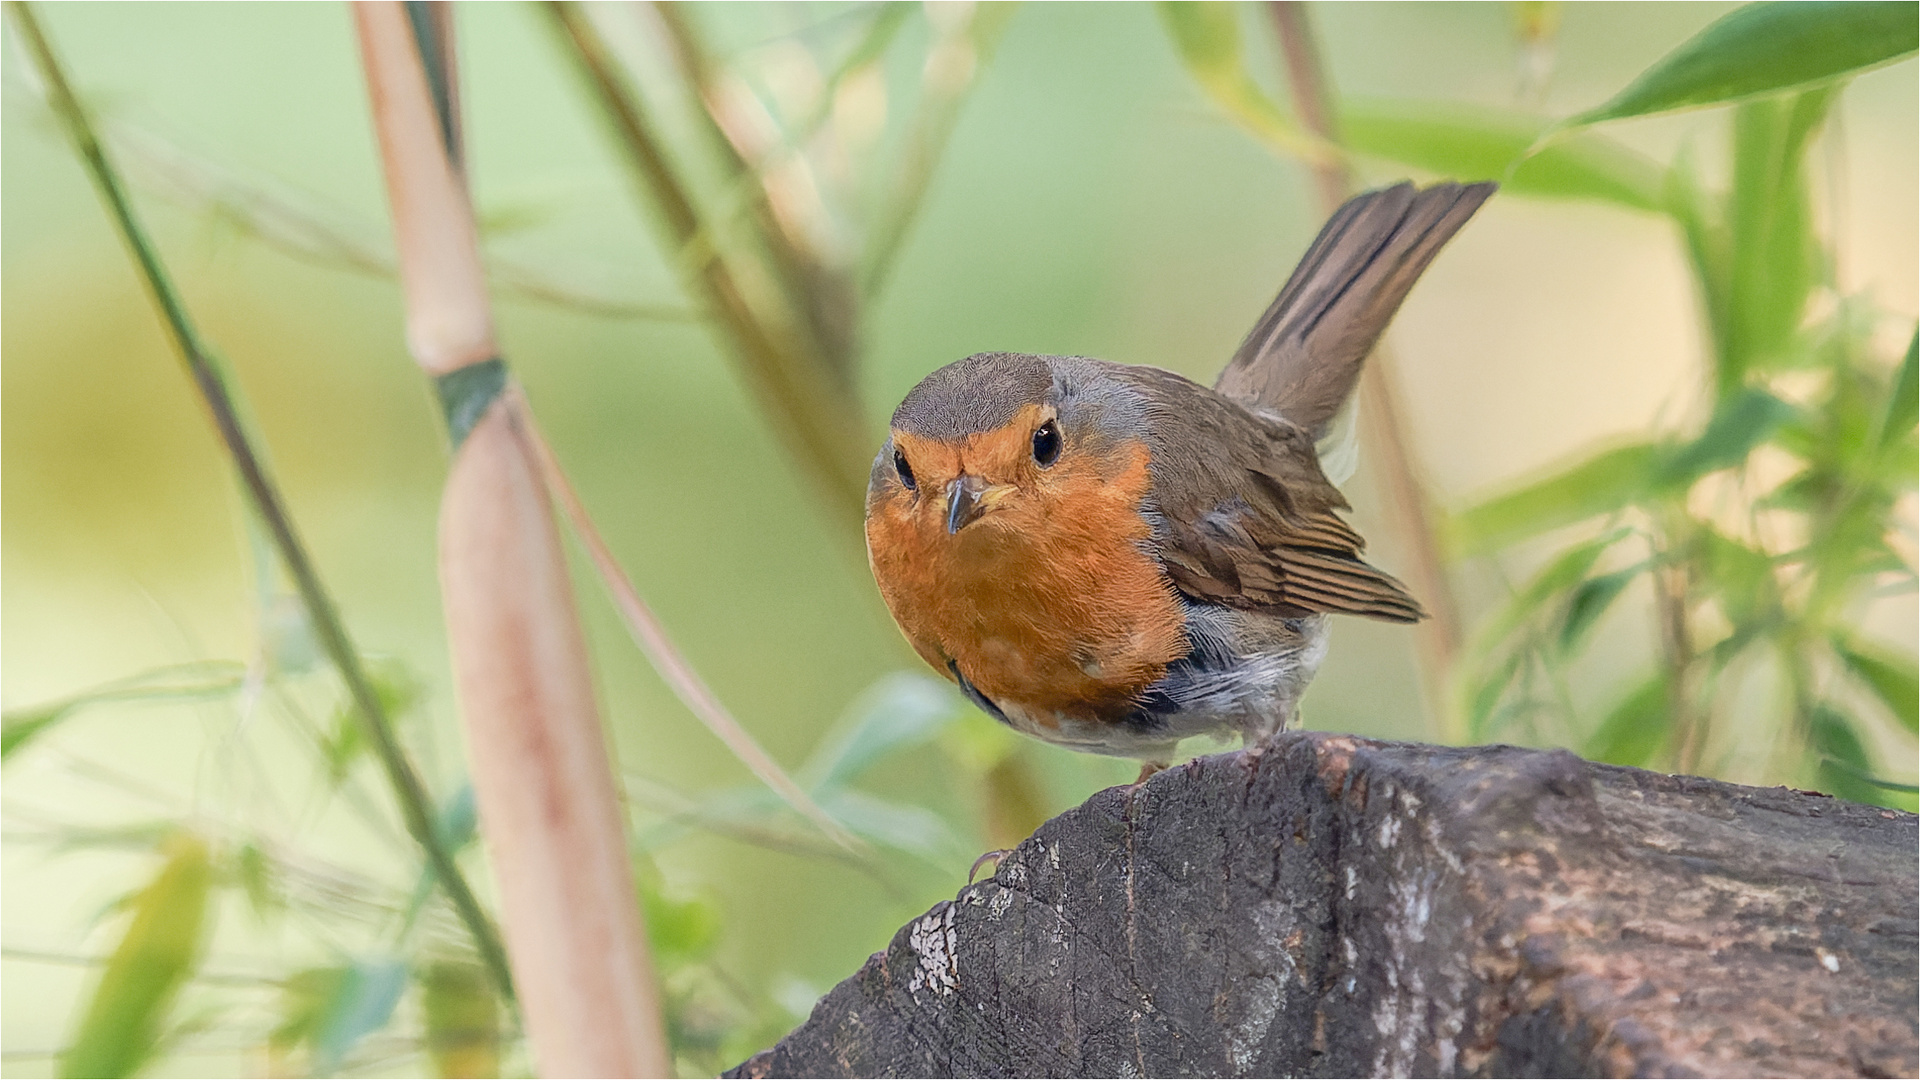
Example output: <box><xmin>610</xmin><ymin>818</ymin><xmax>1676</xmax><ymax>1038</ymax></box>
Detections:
<box><xmin>4</xmin><ymin>2</ymin><xmax>1914</xmax><ymax>1075</ymax></box>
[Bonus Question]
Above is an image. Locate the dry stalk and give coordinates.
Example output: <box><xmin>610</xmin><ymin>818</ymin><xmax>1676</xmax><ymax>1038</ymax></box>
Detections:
<box><xmin>544</xmin><ymin>1</ymin><xmax>873</xmax><ymax>528</ymax></box>
<box><xmin>354</xmin><ymin>3</ymin><xmax>667</xmax><ymax>1072</ymax></box>
<box><xmin>518</xmin><ymin>401</ymin><xmax>862</xmax><ymax>851</ymax></box>
<box><xmin>1268</xmin><ymin>0</ymin><xmax>1465</xmax><ymax>741</ymax></box>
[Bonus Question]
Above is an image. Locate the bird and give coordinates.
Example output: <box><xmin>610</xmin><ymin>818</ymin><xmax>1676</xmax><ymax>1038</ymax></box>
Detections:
<box><xmin>864</xmin><ymin>180</ymin><xmax>1495</xmax><ymax>771</ymax></box>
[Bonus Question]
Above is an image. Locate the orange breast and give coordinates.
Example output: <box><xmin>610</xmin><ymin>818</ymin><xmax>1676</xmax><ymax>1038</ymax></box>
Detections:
<box><xmin>866</xmin><ymin>438</ymin><xmax>1188</xmax><ymax>720</ymax></box>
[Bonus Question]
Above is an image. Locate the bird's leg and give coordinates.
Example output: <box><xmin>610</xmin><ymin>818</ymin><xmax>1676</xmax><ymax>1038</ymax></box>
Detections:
<box><xmin>969</xmin><ymin>849</ymin><xmax>1012</xmax><ymax>884</ymax></box>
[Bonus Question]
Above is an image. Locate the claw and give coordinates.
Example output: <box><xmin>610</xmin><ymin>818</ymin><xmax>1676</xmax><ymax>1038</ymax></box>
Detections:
<box><xmin>969</xmin><ymin>848</ymin><xmax>1012</xmax><ymax>884</ymax></box>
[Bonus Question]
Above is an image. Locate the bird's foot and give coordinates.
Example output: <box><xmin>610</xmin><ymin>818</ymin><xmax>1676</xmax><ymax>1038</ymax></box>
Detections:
<box><xmin>968</xmin><ymin>849</ymin><xmax>1013</xmax><ymax>884</ymax></box>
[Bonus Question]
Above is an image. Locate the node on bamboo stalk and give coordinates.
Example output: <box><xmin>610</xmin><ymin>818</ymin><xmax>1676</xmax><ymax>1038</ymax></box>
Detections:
<box><xmin>354</xmin><ymin>4</ymin><xmax>668</xmax><ymax>1074</ymax></box>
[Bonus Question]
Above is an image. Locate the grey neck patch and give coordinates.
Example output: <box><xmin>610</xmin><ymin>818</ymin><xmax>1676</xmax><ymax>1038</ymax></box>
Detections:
<box><xmin>891</xmin><ymin>352</ymin><xmax>1054</xmax><ymax>439</ymax></box>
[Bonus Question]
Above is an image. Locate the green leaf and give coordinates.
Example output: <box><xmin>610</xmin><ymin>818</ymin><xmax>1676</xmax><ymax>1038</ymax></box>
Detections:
<box><xmin>1722</xmin><ymin>88</ymin><xmax>1835</xmax><ymax>386</ymax></box>
<box><xmin>1465</xmin><ymin>653</ymin><xmax>1524</xmax><ymax>744</ymax></box>
<box><xmin>1568</xmin><ymin>2</ymin><xmax>1919</xmax><ymax>126</ymax></box>
<box><xmin>1809</xmin><ymin>705</ymin><xmax>1893</xmax><ymax>804</ymax></box>
<box><xmin>421</xmin><ymin>961</ymin><xmax>499</xmax><ymax>1080</ymax></box>
<box><xmin>234</xmin><ymin>843</ymin><xmax>282</xmax><ymax>923</ymax></box>
<box><xmin>1878</xmin><ymin>330</ymin><xmax>1918</xmax><ymax>451</ymax></box>
<box><xmin>801</xmin><ymin>672</ymin><xmax>958</xmax><ymax>790</ymax></box>
<box><xmin>1559</xmin><ymin>565</ymin><xmax>1643</xmax><ymax>653</ymax></box>
<box><xmin>3</xmin><ymin>705</ymin><xmax>70</xmax><ymax>761</ymax></box>
<box><xmin>1696</xmin><ymin>528</ymin><xmax>1780</xmax><ymax>627</ymax></box>
<box><xmin>1658</xmin><ymin>386</ymin><xmax>1798</xmax><ymax>485</ymax></box>
<box><xmin>1450</xmin><ymin>443</ymin><xmax>1659</xmax><ymax>554</ymax></box>
<box><xmin>60</xmin><ymin>833</ymin><xmax>212</xmax><ymax>1079</ymax></box>
<box><xmin>1584</xmin><ymin>673</ymin><xmax>1669</xmax><ymax>767</ymax></box>
<box><xmin>323</xmin><ymin>659</ymin><xmax>420</xmax><ymax>785</ymax></box>
<box><xmin>638</xmin><ymin>874</ymin><xmax>723</xmax><ymax>968</ymax></box>
<box><xmin>816</xmin><ymin>788</ymin><xmax>961</xmax><ymax>857</ymax></box>
<box><xmin>1834</xmin><ymin>635</ymin><xmax>1918</xmax><ymax>733</ymax></box>
<box><xmin>1156</xmin><ymin>2</ymin><xmax>1335</xmax><ymax>163</ymax></box>
<box><xmin>270</xmin><ymin>967</ymin><xmax>348</xmax><ymax>1066</ymax></box>
<box><xmin>3</xmin><ymin>662</ymin><xmax>245</xmax><ymax>762</ymax></box>
<box><xmin>1342</xmin><ymin>99</ymin><xmax>1665</xmax><ymax>211</ymax></box>
<box><xmin>311</xmin><ymin>959</ymin><xmax>408</xmax><ymax>1074</ymax></box>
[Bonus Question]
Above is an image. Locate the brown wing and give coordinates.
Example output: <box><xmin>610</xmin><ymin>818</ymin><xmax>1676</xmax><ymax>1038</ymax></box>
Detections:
<box><xmin>1213</xmin><ymin>181</ymin><xmax>1495</xmax><ymax>439</ymax></box>
<box><xmin>1119</xmin><ymin>365</ymin><xmax>1424</xmax><ymax>624</ymax></box>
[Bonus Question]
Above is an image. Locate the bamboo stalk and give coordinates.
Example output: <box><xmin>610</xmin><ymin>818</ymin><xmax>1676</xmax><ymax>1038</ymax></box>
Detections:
<box><xmin>542</xmin><ymin>1</ymin><xmax>874</xmax><ymax>528</ymax></box>
<box><xmin>1</xmin><ymin>0</ymin><xmax>513</xmax><ymax>999</ymax></box>
<box><xmin>354</xmin><ymin>3</ymin><xmax>667</xmax><ymax>1073</ymax></box>
<box><xmin>1268</xmin><ymin>0</ymin><xmax>1465</xmax><ymax>742</ymax></box>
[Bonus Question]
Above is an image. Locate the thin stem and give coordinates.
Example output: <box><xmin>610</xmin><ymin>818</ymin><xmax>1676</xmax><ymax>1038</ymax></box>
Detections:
<box><xmin>543</xmin><ymin>2</ymin><xmax>872</xmax><ymax>529</ymax></box>
<box><xmin>4</xmin><ymin>1</ymin><xmax>513</xmax><ymax>999</ymax></box>
<box><xmin>516</xmin><ymin>391</ymin><xmax>864</xmax><ymax>851</ymax></box>
<box><xmin>1267</xmin><ymin>0</ymin><xmax>1465</xmax><ymax>742</ymax></box>
<box><xmin>650</xmin><ymin>1</ymin><xmax>857</xmax><ymax>375</ymax></box>
<box><xmin>863</xmin><ymin>2</ymin><xmax>1016</xmax><ymax>298</ymax></box>
<box><xmin>1651</xmin><ymin>536</ymin><xmax>1704</xmax><ymax>774</ymax></box>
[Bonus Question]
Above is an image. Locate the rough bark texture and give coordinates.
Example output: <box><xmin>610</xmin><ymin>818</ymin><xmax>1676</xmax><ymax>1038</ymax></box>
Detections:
<box><xmin>729</xmin><ymin>734</ymin><xmax>1918</xmax><ymax>1078</ymax></box>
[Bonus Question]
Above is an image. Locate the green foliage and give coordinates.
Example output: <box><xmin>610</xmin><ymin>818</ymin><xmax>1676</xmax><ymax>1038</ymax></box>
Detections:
<box><xmin>1567</xmin><ymin>2</ymin><xmax>1917</xmax><ymax>125</ymax></box>
<box><xmin>60</xmin><ymin>832</ymin><xmax>212</xmax><ymax>1078</ymax></box>
<box><xmin>2</xmin><ymin>662</ymin><xmax>243</xmax><ymax>760</ymax></box>
<box><xmin>1342</xmin><ymin>100</ymin><xmax>1664</xmax><ymax>210</ymax></box>
<box><xmin>1449</xmin><ymin>444</ymin><xmax>1658</xmax><ymax>555</ymax></box>
<box><xmin>1155</xmin><ymin>1</ymin><xmax>1334</xmax><ymax>163</ymax></box>
<box><xmin>420</xmin><ymin>961</ymin><xmax>500</xmax><ymax>1079</ymax></box>
<box><xmin>1444</xmin><ymin>5</ymin><xmax>1917</xmax><ymax>803</ymax></box>
<box><xmin>1155</xmin><ymin>0</ymin><xmax>1915</xmax><ymax>802</ymax></box>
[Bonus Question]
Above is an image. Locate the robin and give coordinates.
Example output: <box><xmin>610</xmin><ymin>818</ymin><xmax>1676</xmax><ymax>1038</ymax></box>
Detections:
<box><xmin>865</xmin><ymin>181</ymin><xmax>1495</xmax><ymax>771</ymax></box>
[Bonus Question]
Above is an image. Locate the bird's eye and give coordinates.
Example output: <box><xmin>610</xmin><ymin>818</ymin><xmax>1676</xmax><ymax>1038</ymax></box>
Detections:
<box><xmin>1032</xmin><ymin>420</ymin><xmax>1061</xmax><ymax>467</ymax></box>
<box><xmin>893</xmin><ymin>449</ymin><xmax>916</xmax><ymax>490</ymax></box>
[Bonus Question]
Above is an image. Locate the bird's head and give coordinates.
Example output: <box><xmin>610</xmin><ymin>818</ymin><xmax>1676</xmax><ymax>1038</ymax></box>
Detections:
<box><xmin>865</xmin><ymin>353</ymin><xmax>1145</xmax><ymax>544</ymax></box>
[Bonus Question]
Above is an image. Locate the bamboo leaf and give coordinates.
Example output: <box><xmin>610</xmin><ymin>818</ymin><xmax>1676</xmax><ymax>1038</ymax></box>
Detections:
<box><xmin>3</xmin><ymin>706</ymin><xmax>69</xmax><ymax>761</ymax></box>
<box><xmin>324</xmin><ymin>660</ymin><xmax>421</xmax><ymax>784</ymax></box>
<box><xmin>1657</xmin><ymin>385</ymin><xmax>1797</xmax><ymax>485</ymax></box>
<box><xmin>1584</xmin><ymin>673</ymin><xmax>1669</xmax><ymax>767</ymax></box>
<box><xmin>1450</xmin><ymin>443</ymin><xmax>1659</xmax><ymax>554</ymax></box>
<box><xmin>311</xmin><ymin>959</ymin><xmax>409</xmax><ymax>1074</ymax></box>
<box><xmin>1809</xmin><ymin>704</ymin><xmax>1892</xmax><ymax>804</ymax></box>
<box><xmin>801</xmin><ymin>672</ymin><xmax>959</xmax><ymax>791</ymax></box>
<box><xmin>1722</xmin><ymin>88</ymin><xmax>1835</xmax><ymax>386</ymax></box>
<box><xmin>1834</xmin><ymin>635</ymin><xmax>1918</xmax><ymax>733</ymax></box>
<box><xmin>816</xmin><ymin>788</ymin><xmax>962</xmax><ymax>857</ymax></box>
<box><xmin>1156</xmin><ymin>1</ymin><xmax>1336</xmax><ymax>164</ymax></box>
<box><xmin>3</xmin><ymin>662</ymin><xmax>246</xmax><ymax>762</ymax></box>
<box><xmin>637</xmin><ymin>873</ymin><xmax>722</xmax><ymax>968</ymax></box>
<box><xmin>234</xmin><ymin>842</ymin><xmax>282</xmax><ymax>923</ymax></box>
<box><xmin>1697</xmin><ymin>528</ymin><xmax>1780</xmax><ymax>627</ymax></box>
<box><xmin>1567</xmin><ymin>2</ymin><xmax>1918</xmax><ymax>126</ymax></box>
<box><xmin>269</xmin><ymin>967</ymin><xmax>348</xmax><ymax>1071</ymax></box>
<box><xmin>1558</xmin><ymin>565</ymin><xmax>1643</xmax><ymax>653</ymax></box>
<box><xmin>60</xmin><ymin>833</ymin><xmax>212</xmax><ymax>1079</ymax></box>
<box><xmin>422</xmin><ymin>961</ymin><xmax>499</xmax><ymax>1080</ymax></box>
<box><xmin>1342</xmin><ymin>99</ymin><xmax>1665</xmax><ymax>211</ymax></box>
<box><xmin>1879</xmin><ymin>330</ymin><xmax>1919</xmax><ymax>451</ymax></box>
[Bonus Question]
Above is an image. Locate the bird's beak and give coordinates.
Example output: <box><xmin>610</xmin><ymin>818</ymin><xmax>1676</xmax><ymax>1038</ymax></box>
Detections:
<box><xmin>945</xmin><ymin>475</ymin><xmax>1012</xmax><ymax>534</ymax></box>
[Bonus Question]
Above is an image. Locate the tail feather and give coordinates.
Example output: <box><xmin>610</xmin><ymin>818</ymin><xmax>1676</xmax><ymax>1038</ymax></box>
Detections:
<box><xmin>1215</xmin><ymin>181</ymin><xmax>1496</xmax><ymax>438</ymax></box>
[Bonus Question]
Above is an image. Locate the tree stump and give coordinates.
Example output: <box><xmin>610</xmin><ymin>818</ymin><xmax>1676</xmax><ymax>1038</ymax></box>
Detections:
<box><xmin>728</xmin><ymin>733</ymin><xmax>1918</xmax><ymax>1078</ymax></box>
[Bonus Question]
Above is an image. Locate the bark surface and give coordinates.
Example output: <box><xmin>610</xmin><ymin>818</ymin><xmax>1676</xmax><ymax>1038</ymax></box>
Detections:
<box><xmin>729</xmin><ymin>734</ymin><xmax>1918</xmax><ymax>1078</ymax></box>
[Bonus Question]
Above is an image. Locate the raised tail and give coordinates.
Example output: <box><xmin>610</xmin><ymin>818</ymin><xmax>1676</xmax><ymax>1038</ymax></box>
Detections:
<box><xmin>1214</xmin><ymin>181</ymin><xmax>1496</xmax><ymax>438</ymax></box>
